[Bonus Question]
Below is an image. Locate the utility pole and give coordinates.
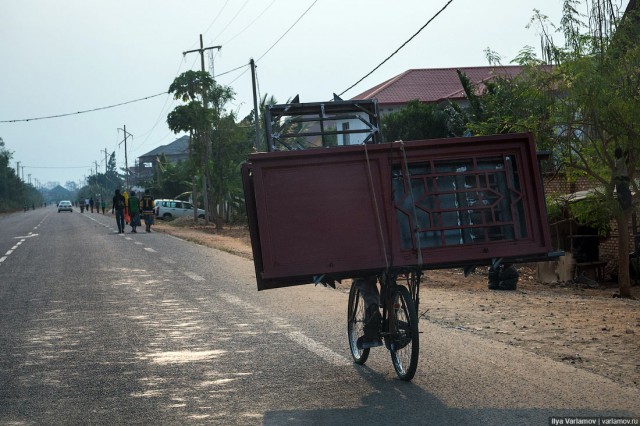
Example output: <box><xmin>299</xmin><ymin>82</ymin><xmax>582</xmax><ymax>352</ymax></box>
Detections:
<box><xmin>182</xmin><ymin>35</ymin><xmax>221</xmax><ymax>225</ymax></box>
<box><xmin>16</xmin><ymin>162</ymin><xmax>20</xmax><ymax>180</ymax></box>
<box><xmin>101</xmin><ymin>148</ymin><xmax>108</xmax><ymax>174</ymax></box>
<box><xmin>118</xmin><ymin>125</ymin><xmax>132</xmax><ymax>189</ymax></box>
<box><xmin>250</xmin><ymin>58</ymin><xmax>261</xmax><ymax>152</ymax></box>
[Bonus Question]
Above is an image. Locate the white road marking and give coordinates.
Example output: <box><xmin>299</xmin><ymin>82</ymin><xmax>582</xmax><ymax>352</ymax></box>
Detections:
<box><xmin>0</xmin><ymin>256</ymin><xmax>6</xmax><ymax>263</ymax></box>
<box><xmin>183</xmin><ymin>271</ymin><xmax>205</xmax><ymax>281</ymax></box>
<box><xmin>162</xmin><ymin>258</ymin><xmax>176</xmax><ymax>264</ymax></box>
<box><xmin>144</xmin><ymin>248</ymin><xmax>156</xmax><ymax>253</ymax></box>
<box><xmin>11</xmin><ymin>245</ymin><xmax>18</xmax><ymax>250</ymax></box>
<box><xmin>14</xmin><ymin>234</ymin><xmax>38</xmax><ymax>239</ymax></box>
<box><xmin>5</xmin><ymin>250</ymin><xmax>13</xmax><ymax>255</ymax></box>
<box><xmin>220</xmin><ymin>293</ymin><xmax>350</xmax><ymax>367</ymax></box>
<box><xmin>134</xmin><ymin>242</ymin><xmax>143</xmax><ymax>245</ymax></box>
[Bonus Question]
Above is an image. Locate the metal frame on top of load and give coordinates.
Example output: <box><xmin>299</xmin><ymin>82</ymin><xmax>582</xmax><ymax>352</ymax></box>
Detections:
<box><xmin>264</xmin><ymin>98</ymin><xmax>381</xmax><ymax>152</ymax></box>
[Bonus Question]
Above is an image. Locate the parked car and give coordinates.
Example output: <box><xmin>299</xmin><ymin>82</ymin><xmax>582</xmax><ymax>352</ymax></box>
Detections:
<box><xmin>154</xmin><ymin>199</ymin><xmax>205</xmax><ymax>220</ymax></box>
<box><xmin>58</xmin><ymin>200</ymin><xmax>73</xmax><ymax>213</ymax></box>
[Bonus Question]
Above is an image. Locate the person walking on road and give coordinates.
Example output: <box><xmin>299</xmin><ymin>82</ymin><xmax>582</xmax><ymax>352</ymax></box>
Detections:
<box><xmin>101</xmin><ymin>198</ymin><xmax>106</xmax><ymax>214</ymax></box>
<box><xmin>128</xmin><ymin>191</ymin><xmax>141</xmax><ymax>233</ymax></box>
<box><xmin>140</xmin><ymin>189</ymin><xmax>155</xmax><ymax>233</ymax></box>
<box><xmin>112</xmin><ymin>189</ymin><xmax>126</xmax><ymax>234</ymax></box>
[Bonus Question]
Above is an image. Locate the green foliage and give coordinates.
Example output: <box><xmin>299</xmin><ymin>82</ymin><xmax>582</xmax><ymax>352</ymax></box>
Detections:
<box><xmin>545</xmin><ymin>195</ymin><xmax>564</xmax><ymax>222</ymax></box>
<box><xmin>455</xmin><ymin>65</ymin><xmax>557</xmax><ymax>155</ymax></box>
<box><xmin>153</xmin><ymin>154</ymin><xmax>192</xmax><ymax>199</ymax></box>
<box><xmin>0</xmin><ymin>137</ymin><xmax>43</xmax><ymax>212</ymax></box>
<box><xmin>166</xmin><ymin>70</ymin><xmax>254</xmax><ymax>226</ymax></box>
<box><xmin>168</xmin><ymin>70</ymin><xmax>214</xmax><ymax>103</ymax></box>
<box><xmin>381</xmin><ymin>100</ymin><xmax>450</xmax><ymax>142</ymax></box>
<box><xmin>568</xmin><ymin>196</ymin><xmax>613</xmax><ymax>237</ymax></box>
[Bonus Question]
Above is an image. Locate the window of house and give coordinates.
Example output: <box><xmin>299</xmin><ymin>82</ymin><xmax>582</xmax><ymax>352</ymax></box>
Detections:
<box><xmin>342</xmin><ymin>122</ymin><xmax>350</xmax><ymax>145</ymax></box>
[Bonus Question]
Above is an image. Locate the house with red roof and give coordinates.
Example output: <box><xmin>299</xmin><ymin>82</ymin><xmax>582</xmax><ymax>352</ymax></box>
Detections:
<box><xmin>352</xmin><ymin>65</ymin><xmax>528</xmax><ymax>114</ymax></box>
<box><xmin>332</xmin><ymin>66</ymin><xmax>528</xmax><ymax>146</ymax></box>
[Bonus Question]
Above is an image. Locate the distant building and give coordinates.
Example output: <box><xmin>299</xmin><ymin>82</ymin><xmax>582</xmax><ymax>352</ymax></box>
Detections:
<box><xmin>135</xmin><ymin>135</ymin><xmax>190</xmax><ymax>182</ymax></box>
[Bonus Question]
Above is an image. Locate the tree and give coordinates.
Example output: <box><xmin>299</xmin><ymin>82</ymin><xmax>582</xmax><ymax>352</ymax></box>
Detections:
<box><xmin>65</xmin><ymin>181</ymin><xmax>79</xmax><ymax>192</ymax></box>
<box><xmin>168</xmin><ymin>70</ymin><xmax>250</xmax><ymax>228</ymax></box>
<box><xmin>153</xmin><ymin>154</ymin><xmax>192</xmax><ymax>199</ymax></box>
<box><xmin>381</xmin><ymin>100</ymin><xmax>451</xmax><ymax>142</ymax></box>
<box><xmin>535</xmin><ymin>1</ymin><xmax>639</xmax><ymax>297</ymax></box>
<box><xmin>467</xmin><ymin>1</ymin><xmax>639</xmax><ymax>297</ymax></box>
<box><xmin>0</xmin><ymin>137</ymin><xmax>42</xmax><ymax>212</ymax></box>
<box><xmin>243</xmin><ymin>93</ymin><xmax>278</xmax><ymax>152</ymax></box>
<box><xmin>168</xmin><ymin>70</ymin><xmax>214</xmax><ymax>222</ymax></box>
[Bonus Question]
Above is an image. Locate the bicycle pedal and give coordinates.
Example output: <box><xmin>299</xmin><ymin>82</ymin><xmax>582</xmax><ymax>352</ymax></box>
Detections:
<box><xmin>357</xmin><ymin>336</ymin><xmax>383</xmax><ymax>349</ymax></box>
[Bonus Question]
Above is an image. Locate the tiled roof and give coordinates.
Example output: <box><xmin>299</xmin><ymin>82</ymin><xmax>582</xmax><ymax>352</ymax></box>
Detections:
<box><xmin>139</xmin><ymin>135</ymin><xmax>190</xmax><ymax>158</ymax></box>
<box><xmin>352</xmin><ymin>66</ymin><xmax>527</xmax><ymax>105</ymax></box>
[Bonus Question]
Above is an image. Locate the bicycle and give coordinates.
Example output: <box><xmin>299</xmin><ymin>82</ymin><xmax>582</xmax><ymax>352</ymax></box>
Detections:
<box><xmin>347</xmin><ymin>269</ymin><xmax>421</xmax><ymax>381</ymax></box>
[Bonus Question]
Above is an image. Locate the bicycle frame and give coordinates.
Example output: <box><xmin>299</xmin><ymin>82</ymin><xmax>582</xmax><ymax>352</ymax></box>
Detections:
<box><xmin>378</xmin><ymin>268</ymin><xmax>422</xmax><ymax>337</ymax></box>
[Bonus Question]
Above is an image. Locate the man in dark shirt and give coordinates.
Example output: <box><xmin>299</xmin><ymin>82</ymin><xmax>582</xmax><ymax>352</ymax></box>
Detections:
<box><xmin>140</xmin><ymin>189</ymin><xmax>155</xmax><ymax>233</ymax></box>
<box><xmin>111</xmin><ymin>189</ymin><xmax>126</xmax><ymax>234</ymax></box>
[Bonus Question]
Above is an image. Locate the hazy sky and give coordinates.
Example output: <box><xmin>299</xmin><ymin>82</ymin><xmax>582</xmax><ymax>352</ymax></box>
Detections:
<box><xmin>0</xmin><ymin>0</ymin><xmax>574</xmax><ymax>187</ymax></box>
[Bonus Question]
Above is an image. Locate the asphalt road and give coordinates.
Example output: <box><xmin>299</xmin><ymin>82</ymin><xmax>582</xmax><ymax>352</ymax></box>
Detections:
<box><xmin>1</xmin><ymin>206</ymin><xmax>639</xmax><ymax>425</ymax></box>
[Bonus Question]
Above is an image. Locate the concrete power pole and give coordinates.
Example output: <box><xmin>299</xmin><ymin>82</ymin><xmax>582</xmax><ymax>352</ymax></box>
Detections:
<box><xmin>182</xmin><ymin>35</ymin><xmax>221</xmax><ymax>225</ymax></box>
<box><xmin>118</xmin><ymin>126</ymin><xmax>132</xmax><ymax>189</ymax></box>
<box><xmin>101</xmin><ymin>148</ymin><xmax>108</xmax><ymax>174</ymax></box>
<box><xmin>250</xmin><ymin>58</ymin><xmax>261</xmax><ymax>152</ymax></box>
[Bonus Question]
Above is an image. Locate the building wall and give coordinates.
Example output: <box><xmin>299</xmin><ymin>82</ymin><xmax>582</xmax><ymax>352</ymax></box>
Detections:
<box><xmin>543</xmin><ymin>173</ymin><xmax>638</xmax><ymax>280</ymax></box>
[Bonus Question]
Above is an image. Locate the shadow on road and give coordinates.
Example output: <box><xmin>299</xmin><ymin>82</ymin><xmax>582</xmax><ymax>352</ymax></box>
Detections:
<box><xmin>264</xmin><ymin>364</ymin><xmax>634</xmax><ymax>425</ymax></box>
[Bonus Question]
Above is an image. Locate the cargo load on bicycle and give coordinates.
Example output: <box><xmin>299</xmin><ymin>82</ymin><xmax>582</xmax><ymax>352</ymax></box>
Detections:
<box><xmin>242</xmin><ymin>98</ymin><xmax>561</xmax><ymax>381</ymax></box>
<box><xmin>242</xmin><ymin>99</ymin><xmax>559</xmax><ymax>291</ymax></box>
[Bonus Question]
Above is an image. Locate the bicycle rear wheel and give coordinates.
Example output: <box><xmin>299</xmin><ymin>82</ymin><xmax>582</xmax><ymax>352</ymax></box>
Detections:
<box><xmin>389</xmin><ymin>285</ymin><xmax>419</xmax><ymax>381</ymax></box>
<box><xmin>347</xmin><ymin>281</ymin><xmax>370</xmax><ymax>364</ymax></box>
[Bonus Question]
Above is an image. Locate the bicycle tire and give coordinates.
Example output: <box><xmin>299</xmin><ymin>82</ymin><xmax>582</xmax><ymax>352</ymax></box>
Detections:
<box><xmin>347</xmin><ymin>281</ymin><xmax>370</xmax><ymax>365</ymax></box>
<box><xmin>389</xmin><ymin>285</ymin><xmax>419</xmax><ymax>381</ymax></box>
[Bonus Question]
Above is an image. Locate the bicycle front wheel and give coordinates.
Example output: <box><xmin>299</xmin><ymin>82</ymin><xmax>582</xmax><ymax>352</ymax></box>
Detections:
<box><xmin>389</xmin><ymin>285</ymin><xmax>419</xmax><ymax>381</ymax></box>
<box><xmin>347</xmin><ymin>281</ymin><xmax>370</xmax><ymax>365</ymax></box>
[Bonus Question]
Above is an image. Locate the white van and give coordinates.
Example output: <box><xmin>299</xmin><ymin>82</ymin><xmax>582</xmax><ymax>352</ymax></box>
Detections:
<box><xmin>154</xmin><ymin>199</ymin><xmax>205</xmax><ymax>220</ymax></box>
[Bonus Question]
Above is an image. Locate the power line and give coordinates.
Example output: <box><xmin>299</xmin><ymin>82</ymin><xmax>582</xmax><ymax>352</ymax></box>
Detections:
<box><xmin>215</xmin><ymin>63</ymin><xmax>249</xmax><ymax>78</ymax></box>
<box><xmin>338</xmin><ymin>0</ymin><xmax>455</xmax><ymax>97</ymax></box>
<box><xmin>1</xmin><ymin>92</ymin><xmax>167</xmax><ymax>123</ymax></box>
<box><xmin>201</xmin><ymin>0</ymin><xmax>231</xmax><ymax>41</ymax></box>
<box><xmin>221</xmin><ymin>0</ymin><xmax>277</xmax><ymax>46</ymax></box>
<box><xmin>227</xmin><ymin>66</ymin><xmax>250</xmax><ymax>86</ymax></box>
<box><xmin>23</xmin><ymin>165</ymin><xmax>91</xmax><ymax>169</ymax></box>
<box><xmin>256</xmin><ymin>0</ymin><xmax>318</xmax><ymax>63</ymax></box>
<box><xmin>212</xmin><ymin>0</ymin><xmax>250</xmax><ymax>42</ymax></box>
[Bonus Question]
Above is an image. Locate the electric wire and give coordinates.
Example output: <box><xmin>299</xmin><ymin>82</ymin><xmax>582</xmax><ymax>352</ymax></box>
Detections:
<box><xmin>338</xmin><ymin>0</ymin><xmax>455</xmax><ymax>97</ymax></box>
<box><xmin>227</xmin><ymin>67</ymin><xmax>250</xmax><ymax>86</ymax></box>
<box><xmin>214</xmin><ymin>63</ymin><xmax>249</xmax><ymax>78</ymax></box>
<box><xmin>256</xmin><ymin>0</ymin><xmax>318</xmax><ymax>63</ymax></box>
<box><xmin>201</xmin><ymin>0</ymin><xmax>231</xmax><ymax>40</ymax></box>
<box><xmin>1</xmin><ymin>0</ymin><xmax>313</xmax><ymax>125</ymax></box>
<box><xmin>23</xmin><ymin>165</ymin><xmax>91</xmax><ymax>169</ymax></box>
<box><xmin>0</xmin><ymin>92</ymin><xmax>167</xmax><ymax>123</ymax></box>
<box><xmin>212</xmin><ymin>0</ymin><xmax>250</xmax><ymax>43</ymax></box>
<box><xmin>221</xmin><ymin>0</ymin><xmax>277</xmax><ymax>46</ymax></box>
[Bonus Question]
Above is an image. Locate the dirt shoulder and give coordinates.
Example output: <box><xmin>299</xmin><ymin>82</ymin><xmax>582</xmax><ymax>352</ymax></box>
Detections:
<box><xmin>153</xmin><ymin>219</ymin><xmax>640</xmax><ymax>389</ymax></box>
